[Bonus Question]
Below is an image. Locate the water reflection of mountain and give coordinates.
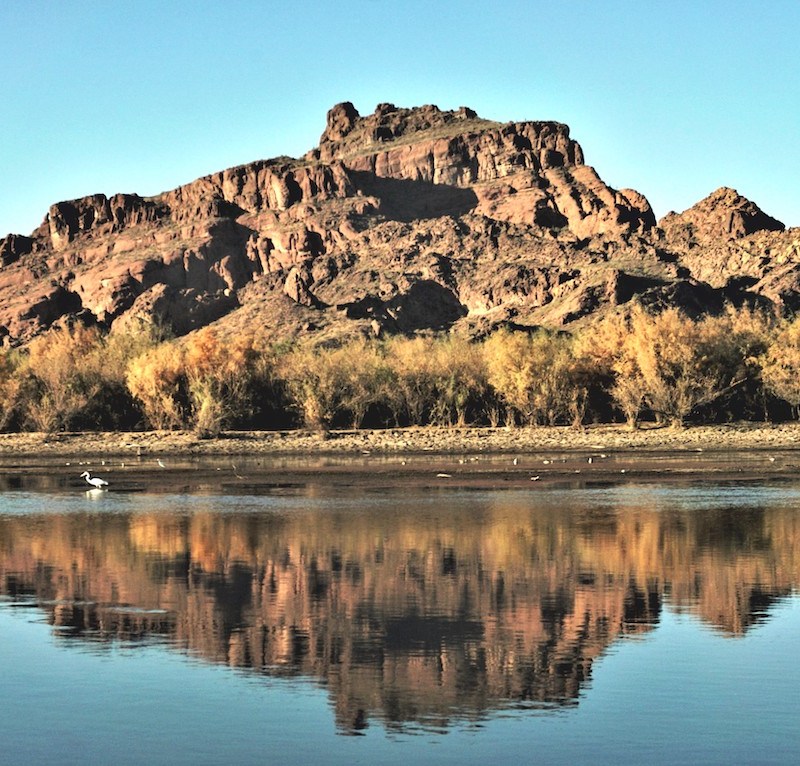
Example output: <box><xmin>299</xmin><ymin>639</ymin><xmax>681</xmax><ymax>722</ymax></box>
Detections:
<box><xmin>1</xmin><ymin>492</ymin><xmax>798</xmax><ymax>732</ymax></box>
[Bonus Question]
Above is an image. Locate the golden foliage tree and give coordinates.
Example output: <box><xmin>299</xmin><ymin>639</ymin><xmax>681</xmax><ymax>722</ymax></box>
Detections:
<box><xmin>385</xmin><ymin>336</ymin><xmax>488</xmax><ymax>426</ymax></box>
<box><xmin>126</xmin><ymin>327</ymin><xmax>272</xmax><ymax>436</ymax></box>
<box><xmin>383</xmin><ymin>337</ymin><xmax>437</xmax><ymax>425</ymax></box>
<box><xmin>609</xmin><ymin>307</ymin><xmax>761</xmax><ymax>428</ymax></box>
<box><xmin>336</xmin><ymin>338</ymin><xmax>394</xmax><ymax>428</ymax></box>
<box><xmin>760</xmin><ymin>319</ymin><xmax>800</xmax><ymax>418</ymax></box>
<box><xmin>21</xmin><ymin>325</ymin><xmax>107</xmax><ymax>432</ymax></box>
<box><xmin>183</xmin><ymin>328</ymin><xmax>272</xmax><ymax>437</ymax></box>
<box><xmin>428</xmin><ymin>336</ymin><xmax>488</xmax><ymax>427</ymax></box>
<box><xmin>278</xmin><ymin>343</ymin><xmax>359</xmax><ymax>430</ymax></box>
<box><xmin>482</xmin><ymin>329</ymin><xmax>590</xmax><ymax>426</ymax></box>
<box><xmin>0</xmin><ymin>349</ymin><xmax>23</xmax><ymax>431</ymax></box>
<box><xmin>126</xmin><ymin>341</ymin><xmax>187</xmax><ymax>430</ymax></box>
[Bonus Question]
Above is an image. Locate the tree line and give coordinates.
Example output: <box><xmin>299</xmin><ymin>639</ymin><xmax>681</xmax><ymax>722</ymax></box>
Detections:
<box><xmin>2</xmin><ymin>305</ymin><xmax>800</xmax><ymax>436</ymax></box>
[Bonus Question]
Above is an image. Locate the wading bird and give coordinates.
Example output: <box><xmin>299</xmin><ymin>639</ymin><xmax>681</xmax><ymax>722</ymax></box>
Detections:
<box><xmin>80</xmin><ymin>471</ymin><xmax>108</xmax><ymax>490</ymax></box>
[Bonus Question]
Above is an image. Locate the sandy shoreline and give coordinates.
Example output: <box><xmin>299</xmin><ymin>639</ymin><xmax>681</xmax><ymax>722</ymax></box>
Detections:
<box><xmin>1</xmin><ymin>422</ymin><xmax>800</xmax><ymax>458</ymax></box>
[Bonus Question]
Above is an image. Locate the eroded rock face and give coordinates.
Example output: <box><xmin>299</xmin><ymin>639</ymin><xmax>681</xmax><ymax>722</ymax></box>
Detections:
<box><xmin>47</xmin><ymin>194</ymin><xmax>168</xmax><ymax>251</ymax></box>
<box><xmin>0</xmin><ymin>234</ymin><xmax>34</xmax><ymax>266</ymax></box>
<box><xmin>0</xmin><ymin>103</ymin><xmax>794</xmax><ymax>347</ymax></box>
<box><xmin>118</xmin><ymin>283</ymin><xmax>239</xmax><ymax>337</ymax></box>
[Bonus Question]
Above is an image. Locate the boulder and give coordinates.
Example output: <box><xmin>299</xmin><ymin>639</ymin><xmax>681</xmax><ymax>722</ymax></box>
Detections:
<box><xmin>321</xmin><ymin>101</ymin><xmax>360</xmax><ymax>143</ymax></box>
<box><xmin>283</xmin><ymin>267</ymin><xmax>321</xmax><ymax>307</ymax></box>
<box><xmin>119</xmin><ymin>283</ymin><xmax>238</xmax><ymax>336</ymax></box>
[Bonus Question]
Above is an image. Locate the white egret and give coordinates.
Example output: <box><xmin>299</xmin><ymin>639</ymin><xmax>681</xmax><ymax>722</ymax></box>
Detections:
<box><xmin>80</xmin><ymin>471</ymin><xmax>108</xmax><ymax>490</ymax></box>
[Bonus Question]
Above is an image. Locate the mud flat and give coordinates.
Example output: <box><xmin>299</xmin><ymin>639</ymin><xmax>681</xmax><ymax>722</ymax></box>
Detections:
<box><xmin>1</xmin><ymin>424</ymin><xmax>800</xmax><ymax>493</ymax></box>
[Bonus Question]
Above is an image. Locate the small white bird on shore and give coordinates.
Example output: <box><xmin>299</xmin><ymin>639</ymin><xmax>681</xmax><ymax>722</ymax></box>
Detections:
<box><xmin>80</xmin><ymin>471</ymin><xmax>108</xmax><ymax>490</ymax></box>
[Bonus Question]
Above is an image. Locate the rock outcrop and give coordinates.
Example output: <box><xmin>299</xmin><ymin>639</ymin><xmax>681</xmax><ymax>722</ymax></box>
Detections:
<box><xmin>0</xmin><ymin>102</ymin><xmax>794</xmax><ymax>346</ymax></box>
<box><xmin>659</xmin><ymin>187</ymin><xmax>785</xmax><ymax>243</ymax></box>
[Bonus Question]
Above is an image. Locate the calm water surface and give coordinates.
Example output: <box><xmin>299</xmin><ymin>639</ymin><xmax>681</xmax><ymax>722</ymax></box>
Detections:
<box><xmin>2</xmin><ymin>471</ymin><xmax>800</xmax><ymax>765</ymax></box>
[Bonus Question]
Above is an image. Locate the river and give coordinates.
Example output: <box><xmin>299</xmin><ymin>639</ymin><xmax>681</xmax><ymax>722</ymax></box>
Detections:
<box><xmin>2</xmin><ymin>462</ymin><xmax>799</xmax><ymax>764</ymax></box>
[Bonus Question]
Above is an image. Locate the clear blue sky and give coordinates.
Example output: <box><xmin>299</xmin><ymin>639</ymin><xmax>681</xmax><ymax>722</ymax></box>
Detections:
<box><xmin>1</xmin><ymin>0</ymin><xmax>798</xmax><ymax>237</ymax></box>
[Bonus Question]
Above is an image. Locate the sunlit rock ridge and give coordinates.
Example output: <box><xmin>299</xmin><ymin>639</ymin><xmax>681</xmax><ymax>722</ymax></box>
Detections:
<box><xmin>0</xmin><ymin>101</ymin><xmax>795</xmax><ymax>346</ymax></box>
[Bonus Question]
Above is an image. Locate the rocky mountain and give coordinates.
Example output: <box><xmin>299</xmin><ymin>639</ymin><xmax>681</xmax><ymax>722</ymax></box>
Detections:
<box><xmin>0</xmin><ymin>102</ymin><xmax>796</xmax><ymax>346</ymax></box>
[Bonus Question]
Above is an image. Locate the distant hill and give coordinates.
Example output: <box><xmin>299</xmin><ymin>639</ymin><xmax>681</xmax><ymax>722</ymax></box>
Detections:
<box><xmin>0</xmin><ymin>101</ymin><xmax>794</xmax><ymax>347</ymax></box>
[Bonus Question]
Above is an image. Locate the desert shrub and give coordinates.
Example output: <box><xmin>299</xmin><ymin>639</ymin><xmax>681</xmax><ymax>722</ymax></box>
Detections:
<box><xmin>277</xmin><ymin>343</ymin><xmax>361</xmax><ymax>430</ymax></box>
<box><xmin>337</xmin><ymin>338</ymin><xmax>394</xmax><ymax>427</ymax></box>
<box><xmin>382</xmin><ymin>337</ymin><xmax>438</xmax><ymax>425</ymax></box>
<box><xmin>572</xmin><ymin>314</ymin><xmax>629</xmax><ymax>423</ymax></box>
<box><xmin>278</xmin><ymin>335</ymin><xmax>487</xmax><ymax>430</ymax></box>
<box><xmin>760</xmin><ymin>319</ymin><xmax>800</xmax><ymax>418</ymax></box>
<box><xmin>81</xmin><ymin>320</ymin><xmax>166</xmax><ymax>429</ymax></box>
<box><xmin>126</xmin><ymin>327</ymin><xmax>276</xmax><ymax>436</ymax></box>
<box><xmin>6</xmin><ymin>320</ymin><xmax>166</xmax><ymax>433</ymax></box>
<box><xmin>280</xmin><ymin>338</ymin><xmax>402</xmax><ymax>430</ymax></box>
<box><xmin>385</xmin><ymin>336</ymin><xmax>488</xmax><ymax>426</ymax></box>
<box><xmin>609</xmin><ymin>307</ymin><xmax>759</xmax><ymax>428</ymax></box>
<box><xmin>482</xmin><ymin>330</ymin><xmax>533</xmax><ymax>425</ymax></box>
<box><xmin>482</xmin><ymin>329</ymin><xmax>589</xmax><ymax>426</ymax></box>
<box><xmin>583</xmin><ymin>313</ymin><xmax>649</xmax><ymax>429</ymax></box>
<box><xmin>105</xmin><ymin>320</ymin><xmax>168</xmax><ymax>378</ymax></box>
<box><xmin>427</xmin><ymin>336</ymin><xmax>488</xmax><ymax>426</ymax></box>
<box><xmin>0</xmin><ymin>349</ymin><xmax>24</xmax><ymax>431</ymax></box>
<box><xmin>183</xmin><ymin>328</ymin><xmax>274</xmax><ymax>437</ymax></box>
<box><xmin>126</xmin><ymin>341</ymin><xmax>187</xmax><ymax>430</ymax></box>
<box><xmin>610</xmin><ymin>353</ymin><xmax>647</xmax><ymax>428</ymax></box>
<box><xmin>711</xmin><ymin>306</ymin><xmax>774</xmax><ymax>421</ymax></box>
<box><xmin>20</xmin><ymin>325</ymin><xmax>108</xmax><ymax>432</ymax></box>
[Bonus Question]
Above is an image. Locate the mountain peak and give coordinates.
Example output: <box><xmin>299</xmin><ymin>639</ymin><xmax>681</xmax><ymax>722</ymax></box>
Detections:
<box><xmin>660</xmin><ymin>186</ymin><xmax>785</xmax><ymax>241</ymax></box>
<box><xmin>312</xmin><ymin>101</ymin><xmax>498</xmax><ymax>164</ymax></box>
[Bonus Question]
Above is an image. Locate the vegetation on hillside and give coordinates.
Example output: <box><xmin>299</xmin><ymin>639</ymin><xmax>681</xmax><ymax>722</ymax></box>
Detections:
<box><xmin>1</xmin><ymin>304</ymin><xmax>798</xmax><ymax>434</ymax></box>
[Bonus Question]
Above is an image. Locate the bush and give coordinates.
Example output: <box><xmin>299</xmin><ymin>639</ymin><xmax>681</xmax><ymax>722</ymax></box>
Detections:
<box><xmin>86</xmin><ymin>320</ymin><xmax>165</xmax><ymax>429</ymax></box>
<box><xmin>126</xmin><ymin>341</ymin><xmax>187</xmax><ymax>430</ymax></box>
<box><xmin>278</xmin><ymin>343</ymin><xmax>353</xmax><ymax>430</ymax></box>
<box><xmin>126</xmin><ymin>327</ymin><xmax>274</xmax><ymax>436</ymax></box>
<box><xmin>0</xmin><ymin>349</ymin><xmax>23</xmax><ymax>431</ymax></box>
<box><xmin>482</xmin><ymin>329</ymin><xmax>589</xmax><ymax>426</ymax></box>
<box><xmin>184</xmin><ymin>328</ymin><xmax>273</xmax><ymax>437</ymax></box>
<box><xmin>760</xmin><ymin>319</ymin><xmax>800</xmax><ymax>419</ymax></box>
<box><xmin>1</xmin><ymin>305</ymin><xmax>782</xmax><ymax>434</ymax></box>
<box><xmin>338</xmin><ymin>339</ymin><xmax>394</xmax><ymax>428</ymax></box>
<box><xmin>20</xmin><ymin>326</ymin><xmax>107</xmax><ymax>432</ymax></box>
<box><xmin>609</xmin><ymin>307</ymin><xmax>762</xmax><ymax>428</ymax></box>
<box><xmin>385</xmin><ymin>336</ymin><xmax>488</xmax><ymax>426</ymax></box>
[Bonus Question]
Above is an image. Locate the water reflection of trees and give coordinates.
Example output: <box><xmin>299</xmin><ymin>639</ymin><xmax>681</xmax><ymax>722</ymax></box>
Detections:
<box><xmin>1</xmin><ymin>494</ymin><xmax>798</xmax><ymax>732</ymax></box>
